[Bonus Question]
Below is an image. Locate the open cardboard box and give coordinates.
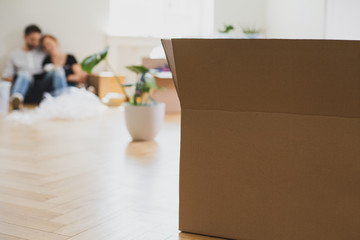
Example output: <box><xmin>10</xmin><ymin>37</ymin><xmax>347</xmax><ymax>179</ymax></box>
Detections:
<box><xmin>162</xmin><ymin>39</ymin><xmax>360</xmax><ymax>240</ymax></box>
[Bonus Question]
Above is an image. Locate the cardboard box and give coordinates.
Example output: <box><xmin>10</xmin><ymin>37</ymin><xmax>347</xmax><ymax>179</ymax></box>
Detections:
<box><xmin>88</xmin><ymin>74</ymin><xmax>125</xmax><ymax>99</ymax></box>
<box><xmin>162</xmin><ymin>39</ymin><xmax>360</xmax><ymax>240</ymax></box>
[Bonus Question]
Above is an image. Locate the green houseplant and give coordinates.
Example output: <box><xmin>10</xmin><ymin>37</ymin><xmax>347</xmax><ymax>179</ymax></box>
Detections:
<box><xmin>81</xmin><ymin>48</ymin><xmax>166</xmax><ymax>141</ymax></box>
<box><xmin>123</xmin><ymin>65</ymin><xmax>165</xmax><ymax>141</ymax></box>
<box><xmin>242</xmin><ymin>26</ymin><xmax>261</xmax><ymax>39</ymax></box>
<box><xmin>219</xmin><ymin>24</ymin><xmax>235</xmax><ymax>34</ymax></box>
<box><xmin>125</xmin><ymin>65</ymin><xmax>160</xmax><ymax>105</ymax></box>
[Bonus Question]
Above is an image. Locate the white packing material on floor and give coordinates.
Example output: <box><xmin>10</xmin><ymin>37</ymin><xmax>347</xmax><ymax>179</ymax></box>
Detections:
<box><xmin>6</xmin><ymin>87</ymin><xmax>104</xmax><ymax>124</ymax></box>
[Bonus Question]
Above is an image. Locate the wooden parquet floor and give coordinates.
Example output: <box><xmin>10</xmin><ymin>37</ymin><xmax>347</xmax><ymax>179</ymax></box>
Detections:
<box><xmin>0</xmin><ymin>108</ymin><xmax>221</xmax><ymax>240</ymax></box>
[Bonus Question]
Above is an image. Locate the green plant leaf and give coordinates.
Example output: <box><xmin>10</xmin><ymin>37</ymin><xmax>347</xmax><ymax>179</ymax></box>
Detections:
<box><xmin>126</xmin><ymin>65</ymin><xmax>149</xmax><ymax>75</ymax></box>
<box><xmin>219</xmin><ymin>24</ymin><xmax>234</xmax><ymax>33</ymax></box>
<box><xmin>122</xmin><ymin>83</ymin><xmax>136</xmax><ymax>88</ymax></box>
<box><xmin>144</xmin><ymin>74</ymin><xmax>158</xmax><ymax>90</ymax></box>
<box><xmin>81</xmin><ymin>47</ymin><xmax>109</xmax><ymax>73</ymax></box>
<box><xmin>139</xmin><ymin>85</ymin><xmax>150</xmax><ymax>93</ymax></box>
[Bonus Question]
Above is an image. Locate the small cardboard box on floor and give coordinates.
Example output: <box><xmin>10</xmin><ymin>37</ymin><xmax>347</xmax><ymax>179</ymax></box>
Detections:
<box><xmin>162</xmin><ymin>39</ymin><xmax>360</xmax><ymax>240</ymax></box>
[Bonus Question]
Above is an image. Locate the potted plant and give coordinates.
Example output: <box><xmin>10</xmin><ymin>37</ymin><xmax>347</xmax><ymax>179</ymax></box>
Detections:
<box><xmin>81</xmin><ymin>48</ymin><xmax>165</xmax><ymax>141</ymax></box>
<box><xmin>219</xmin><ymin>24</ymin><xmax>235</xmax><ymax>34</ymax></box>
<box><xmin>123</xmin><ymin>65</ymin><xmax>165</xmax><ymax>141</ymax></box>
<box><xmin>242</xmin><ymin>26</ymin><xmax>261</xmax><ymax>39</ymax></box>
<box><xmin>217</xmin><ymin>24</ymin><xmax>236</xmax><ymax>38</ymax></box>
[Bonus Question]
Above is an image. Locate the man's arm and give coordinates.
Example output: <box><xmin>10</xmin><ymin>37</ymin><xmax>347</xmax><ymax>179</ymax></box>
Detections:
<box><xmin>1</xmin><ymin>56</ymin><xmax>16</xmax><ymax>82</ymax></box>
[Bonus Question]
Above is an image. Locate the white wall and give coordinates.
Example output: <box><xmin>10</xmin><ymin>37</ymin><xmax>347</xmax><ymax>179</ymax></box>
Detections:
<box><xmin>325</xmin><ymin>0</ymin><xmax>360</xmax><ymax>40</ymax></box>
<box><xmin>106</xmin><ymin>36</ymin><xmax>161</xmax><ymax>82</ymax></box>
<box><xmin>214</xmin><ymin>0</ymin><xmax>267</xmax><ymax>34</ymax></box>
<box><xmin>266</xmin><ymin>0</ymin><xmax>326</xmax><ymax>39</ymax></box>
<box><xmin>3</xmin><ymin>0</ymin><xmax>352</xmax><ymax>80</ymax></box>
<box><xmin>0</xmin><ymin>0</ymin><xmax>109</xmax><ymax>74</ymax></box>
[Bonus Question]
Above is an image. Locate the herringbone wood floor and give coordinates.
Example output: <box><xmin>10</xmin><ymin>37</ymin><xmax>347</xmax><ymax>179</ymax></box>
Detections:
<box><xmin>0</xmin><ymin>108</ymin><xmax>221</xmax><ymax>240</ymax></box>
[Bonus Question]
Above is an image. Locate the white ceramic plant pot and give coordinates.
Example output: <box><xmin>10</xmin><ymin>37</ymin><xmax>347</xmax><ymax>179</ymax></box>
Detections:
<box><xmin>124</xmin><ymin>102</ymin><xmax>165</xmax><ymax>141</ymax></box>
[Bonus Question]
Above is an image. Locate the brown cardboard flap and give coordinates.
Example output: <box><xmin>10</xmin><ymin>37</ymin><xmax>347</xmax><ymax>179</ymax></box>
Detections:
<box><xmin>163</xmin><ymin>39</ymin><xmax>360</xmax><ymax>118</ymax></box>
<box><xmin>161</xmin><ymin>39</ymin><xmax>179</xmax><ymax>94</ymax></box>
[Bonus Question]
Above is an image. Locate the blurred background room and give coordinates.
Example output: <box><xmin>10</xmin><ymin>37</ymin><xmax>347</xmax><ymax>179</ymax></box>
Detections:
<box><xmin>0</xmin><ymin>0</ymin><xmax>359</xmax><ymax>239</ymax></box>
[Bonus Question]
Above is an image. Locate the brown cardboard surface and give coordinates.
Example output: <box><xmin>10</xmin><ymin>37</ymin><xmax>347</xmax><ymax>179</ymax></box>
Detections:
<box><xmin>162</xmin><ymin>39</ymin><xmax>360</xmax><ymax>240</ymax></box>
<box><xmin>88</xmin><ymin>74</ymin><xmax>125</xmax><ymax>99</ymax></box>
<box><xmin>164</xmin><ymin>39</ymin><xmax>360</xmax><ymax>118</ymax></box>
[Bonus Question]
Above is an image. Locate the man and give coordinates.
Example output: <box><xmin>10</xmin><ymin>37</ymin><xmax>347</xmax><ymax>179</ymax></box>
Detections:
<box><xmin>2</xmin><ymin>24</ymin><xmax>66</xmax><ymax>110</ymax></box>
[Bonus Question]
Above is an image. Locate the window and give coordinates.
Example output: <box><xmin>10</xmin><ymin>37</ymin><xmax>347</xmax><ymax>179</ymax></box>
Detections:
<box><xmin>108</xmin><ymin>0</ymin><xmax>214</xmax><ymax>37</ymax></box>
<box><xmin>325</xmin><ymin>0</ymin><xmax>360</xmax><ymax>40</ymax></box>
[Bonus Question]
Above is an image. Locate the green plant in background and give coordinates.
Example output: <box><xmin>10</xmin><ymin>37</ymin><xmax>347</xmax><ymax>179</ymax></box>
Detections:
<box><xmin>126</xmin><ymin>65</ymin><xmax>149</xmax><ymax>75</ymax></box>
<box><xmin>125</xmin><ymin>65</ymin><xmax>160</xmax><ymax>106</ymax></box>
<box><xmin>81</xmin><ymin>47</ymin><xmax>109</xmax><ymax>73</ymax></box>
<box><xmin>219</xmin><ymin>24</ymin><xmax>235</xmax><ymax>33</ymax></box>
<box><xmin>81</xmin><ymin>47</ymin><xmax>129</xmax><ymax>101</ymax></box>
<box><xmin>242</xmin><ymin>26</ymin><xmax>261</xmax><ymax>34</ymax></box>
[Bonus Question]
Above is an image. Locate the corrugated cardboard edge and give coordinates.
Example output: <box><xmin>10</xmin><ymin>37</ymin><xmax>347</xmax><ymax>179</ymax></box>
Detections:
<box><xmin>161</xmin><ymin>39</ymin><xmax>183</xmax><ymax>234</ymax></box>
<box><xmin>161</xmin><ymin>39</ymin><xmax>179</xmax><ymax>95</ymax></box>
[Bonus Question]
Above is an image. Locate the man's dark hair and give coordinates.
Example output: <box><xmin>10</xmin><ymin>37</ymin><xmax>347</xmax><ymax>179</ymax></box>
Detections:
<box><xmin>24</xmin><ymin>24</ymin><xmax>41</xmax><ymax>36</ymax></box>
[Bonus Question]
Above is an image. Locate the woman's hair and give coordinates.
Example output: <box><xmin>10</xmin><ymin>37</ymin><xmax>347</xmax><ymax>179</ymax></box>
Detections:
<box><xmin>40</xmin><ymin>34</ymin><xmax>57</xmax><ymax>46</ymax></box>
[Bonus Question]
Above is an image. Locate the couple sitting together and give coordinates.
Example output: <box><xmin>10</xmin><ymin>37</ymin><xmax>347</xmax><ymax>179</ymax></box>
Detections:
<box><xmin>1</xmin><ymin>24</ymin><xmax>87</xmax><ymax>109</ymax></box>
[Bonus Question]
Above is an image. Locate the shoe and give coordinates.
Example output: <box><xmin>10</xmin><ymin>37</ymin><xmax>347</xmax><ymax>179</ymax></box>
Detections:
<box><xmin>11</xmin><ymin>94</ymin><xmax>23</xmax><ymax>110</ymax></box>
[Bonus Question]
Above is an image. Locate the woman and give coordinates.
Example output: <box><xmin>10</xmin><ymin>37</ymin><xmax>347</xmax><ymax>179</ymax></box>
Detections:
<box><xmin>40</xmin><ymin>34</ymin><xmax>87</xmax><ymax>89</ymax></box>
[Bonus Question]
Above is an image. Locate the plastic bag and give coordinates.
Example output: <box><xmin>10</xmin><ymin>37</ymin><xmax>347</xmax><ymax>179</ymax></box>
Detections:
<box><xmin>6</xmin><ymin>87</ymin><xmax>103</xmax><ymax>124</ymax></box>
